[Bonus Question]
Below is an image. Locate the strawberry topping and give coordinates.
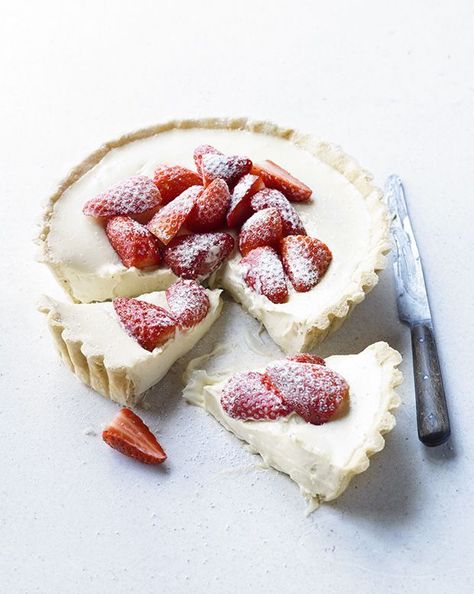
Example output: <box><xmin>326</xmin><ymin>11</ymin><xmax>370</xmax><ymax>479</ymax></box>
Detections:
<box><xmin>102</xmin><ymin>408</ymin><xmax>167</xmax><ymax>464</ymax></box>
<box><xmin>193</xmin><ymin>144</ymin><xmax>222</xmax><ymax>176</ymax></box>
<box><xmin>147</xmin><ymin>186</ymin><xmax>198</xmax><ymax>245</ymax></box>
<box><xmin>113</xmin><ymin>297</ymin><xmax>177</xmax><ymax>351</ymax></box>
<box><xmin>265</xmin><ymin>360</ymin><xmax>349</xmax><ymax>425</ymax></box>
<box><xmin>250</xmin><ymin>189</ymin><xmax>306</xmax><ymax>236</ymax></box>
<box><xmin>287</xmin><ymin>353</ymin><xmax>326</xmax><ymax>366</ymax></box>
<box><xmin>201</xmin><ymin>152</ymin><xmax>252</xmax><ymax>188</ymax></box>
<box><xmin>227</xmin><ymin>174</ymin><xmax>265</xmax><ymax>228</ymax></box>
<box><xmin>153</xmin><ymin>165</ymin><xmax>202</xmax><ymax>205</ymax></box>
<box><xmin>105</xmin><ymin>216</ymin><xmax>161</xmax><ymax>269</ymax></box>
<box><xmin>83</xmin><ymin>175</ymin><xmax>161</xmax><ymax>221</ymax></box>
<box><xmin>280</xmin><ymin>235</ymin><xmax>332</xmax><ymax>292</ymax></box>
<box><xmin>221</xmin><ymin>371</ymin><xmax>291</xmax><ymax>421</ymax></box>
<box><xmin>187</xmin><ymin>178</ymin><xmax>230</xmax><ymax>232</ymax></box>
<box><xmin>164</xmin><ymin>232</ymin><xmax>234</xmax><ymax>280</ymax></box>
<box><xmin>238</xmin><ymin>207</ymin><xmax>283</xmax><ymax>256</ymax></box>
<box><xmin>240</xmin><ymin>246</ymin><xmax>288</xmax><ymax>304</ymax></box>
<box><xmin>165</xmin><ymin>279</ymin><xmax>210</xmax><ymax>328</ymax></box>
<box><xmin>252</xmin><ymin>160</ymin><xmax>312</xmax><ymax>203</ymax></box>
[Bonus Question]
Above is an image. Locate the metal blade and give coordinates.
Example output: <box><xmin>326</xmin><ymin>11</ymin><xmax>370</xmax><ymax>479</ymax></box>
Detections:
<box><xmin>385</xmin><ymin>175</ymin><xmax>431</xmax><ymax>326</ymax></box>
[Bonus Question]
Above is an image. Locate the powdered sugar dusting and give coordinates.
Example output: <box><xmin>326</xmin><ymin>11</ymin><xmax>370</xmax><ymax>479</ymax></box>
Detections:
<box><xmin>165</xmin><ymin>279</ymin><xmax>210</xmax><ymax>328</ymax></box>
<box><xmin>202</xmin><ymin>153</ymin><xmax>252</xmax><ymax>188</ymax></box>
<box><xmin>238</xmin><ymin>207</ymin><xmax>283</xmax><ymax>255</ymax></box>
<box><xmin>281</xmin><ymin>235</ymin><xmax>332</xmax><ymax>292</ymax></box>
<box><xmin>250</xmin><ymin>188</ymin><xmax>306</xmax><ymax>236</ymax></box>
<box><xmin>240</xmin><ymin>246</ymin><xmax>288</xmax><ymax>304</ymax></box>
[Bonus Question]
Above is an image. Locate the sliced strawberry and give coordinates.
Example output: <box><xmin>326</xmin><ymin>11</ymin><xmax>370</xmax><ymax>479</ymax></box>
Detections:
<box><xmin>280</xmin><ymin>235</ymin><xmax>332</xmax><ymax>292</ymax></box>
<box><xmin>187</xmin><ymin>178</ymin><xmax>230</xmax><ymax>232</ymax></box>
<box><xmin>113</xmin><ymin>297</ymin><xmax>177</xmax><ymax>351</ymax></box>
<box><xmin>105</xmin><ymin>216</ymin><xmax>161</xmax><ymax>269</ymax></box>
<box><xmin>227</xmin><ymin>174</ymin><xmax>265</xmax><ymax>228</ymax></box>
<box><xmin>221</xmin><ymin>371</ymin><xmax>292</xmax><ymax>421</ymax></box>
<box><xmin>83</xmin><ymin>175</ymin><xmax>161</xmax><ymax>222</ymax></box>
<box><xmin>265</xmin><ymin>360</ymin><xmax>349</xmax><ymax>425</ymax></box>
<box><xmin>147</xmin><ymin>186</ymin><xmax>198</xmax><ymax>245</ymax></box>
<box><xmin>238</xmin><ymin>207</ymin><xmax>283</xmax><ymax>256</ymax></box>
<box><xmin>201</xmin><ymin>153</ymin><xmax>252</xmax><ymax>188</ymax></box>
<box><xmin>102</xmin><ymin>408</ymin><xmax>167</xmax><ymax>464</ymax></box>
<box><xmin>240</xmin><ymin>246</ymin><xmax>288</xmax><ymax>304</ymax></box>
<box><xmin>287</xmin><ymin>353</ymin><xmax>326</xmax><ymax>366</ymax></box>
<box><xmin>153</xmin><ymin>165</ymin><xmax>202</xmax><ymax>205</ymax></box>
<box><xmin>252</xmin><ymin>160</ymin><xmax>312</xmax><ymax>203</ymax></box>
<box><xmin>193</xmin><ymin>144</ymin><xmax>222</xmax><ymax>176</ymax></box>
<box><xmin>164</xmin><ymin>232</ymin><xmax>234</xmax><ymax>280</ymax></box>
<box><xmin>250</xmin><ymin>189</ymin><xmax>306</xmax><ymax>236</ymax></box>
<box><xmin>165</xmin><ymin>279</ymin><xmax>210</xmax><ymax>328</ymax></box>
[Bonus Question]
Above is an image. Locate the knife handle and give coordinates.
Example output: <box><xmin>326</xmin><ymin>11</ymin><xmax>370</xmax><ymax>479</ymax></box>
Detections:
<box><xmin>411</xmin><ymin>322</ymin><xmax>450</xmax><ymax>446</ymax></box>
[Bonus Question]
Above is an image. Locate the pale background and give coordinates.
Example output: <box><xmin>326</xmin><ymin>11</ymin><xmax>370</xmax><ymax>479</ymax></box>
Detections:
<box><xmin>1</xmin><ymin>1</ymin><xmax>474</xmax><ymax>592</ymax></box>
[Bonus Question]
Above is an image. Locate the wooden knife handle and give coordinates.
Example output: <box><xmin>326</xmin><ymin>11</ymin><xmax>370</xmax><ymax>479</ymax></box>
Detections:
<box><xmin>411</xmin><ymin>322</ymin><xmax>450</xmax><ymax>446</ymax></box>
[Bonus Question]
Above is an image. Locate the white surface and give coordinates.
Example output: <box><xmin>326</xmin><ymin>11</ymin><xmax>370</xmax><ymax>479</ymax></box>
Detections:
<box><xmin>1</xmin><ymin>1</ymin><xmax>473</xmax><ymax>592</ymax></box>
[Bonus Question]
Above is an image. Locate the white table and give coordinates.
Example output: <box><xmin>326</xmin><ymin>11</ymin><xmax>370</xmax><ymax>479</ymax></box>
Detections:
<box><xmin>1</xmin><ymin>1</ymin><xmax>473</xmax><ymax>592</ymax></box>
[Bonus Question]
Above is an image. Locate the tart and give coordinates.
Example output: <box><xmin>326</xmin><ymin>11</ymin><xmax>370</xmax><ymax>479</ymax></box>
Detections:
<box><xmin>38</xmin><ymin>118</ymin><xmax>389</xmax><ymax>354</ymax></box>
<box><xmin>183</xmin><ymin>342</ymin><xmax>402</xmax><ymax>509</ymax></box>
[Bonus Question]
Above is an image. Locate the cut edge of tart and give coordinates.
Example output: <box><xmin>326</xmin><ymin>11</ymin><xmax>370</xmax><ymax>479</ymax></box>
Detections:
<box><xmin>182</xmin><ymin>341</ymin><xmax>402</xmax><ymax>511</ymax></box>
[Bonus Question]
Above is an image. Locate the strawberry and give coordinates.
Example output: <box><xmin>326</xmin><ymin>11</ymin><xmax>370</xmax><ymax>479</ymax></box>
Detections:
<box><xmin>238</xmin><ymin>207</ymin><xmax>283</xmax><ymax>256</ymax></box>
<box><xmin>265</xmin><ymin>360</ymin><xmax>349</xmax><ymax>425</ymax></box>
<box><xmin>164</xmin><ymin>232</ymin><xmax>234</xmax><ymax>280</ymax></box>
<box><xmin>113</xmin><ymin>297</ymin><xmax>177</xmax><ymax>351</ymax></box>
<box><xmin>252</xmin><ymin>160</ymin><xmax>312</xmax><ymax>202</ymax></box>
<box><xmin>250</xmin><ymin>189</ymin><xmax>306</xmax><ymax>236</ymax></box>
<box><xmin>165</xmin><ymin>279</ymin><xmax>210</xmax><ymax>328</ymax></box>
<box><xmin>187</xmin><ymin>178</ymin><xmax>230</xmax><ymax>232</ymax></box>
<box><xmin>153</xmin><ymin>165</ymin><xmax>202</xmax><ymax>204</ymax></box>
<box><xmin>227</xmin><ymin>174</ymin><xmax>265</xmax><ymax>228</ymax></box>
<box><xmin>240</xmin><ymin>246</ymin><xmax>288</xmax><ymax>304</ymax></box>
<box><xmin>102</xmin><ymin>408</ymin><xmax>167</xmax><ymax>464</ymax></box>
<box><xmin>193</xmin><ymin>144</ymin><xmax>222</xmax><ymax>176</ymax></box>
<box><xmin>105</xmin><ymin>216</ymin><xmax>161</xmax><ymax>269</ymax></box>
<box><xmin>201</xmin><ymin>153</ymin><xmax>252</xmax><ymax>188</ymax></box>
<box><xmin>220</xmin><ymin>371</ymin><xmax>292</xmax><ymax>421</ymax></box>
<box><xmin>280</xmin><ymin>235</ymin><xmax>332</xmax><ymax>292</ymax></box>
<box><xmin>83</xmin><ymin>175</ymin><xmax>161</xmax><ymax>222</ymax></box>
<box><xmin>147</xmin><ymin>186</ymin><xmax>198</xmax><ymax>245</ymax></box>
<box><xmin>287</xmin><ymin>353</ymin><xmax>326</xmax><ymax>366</ymax></box>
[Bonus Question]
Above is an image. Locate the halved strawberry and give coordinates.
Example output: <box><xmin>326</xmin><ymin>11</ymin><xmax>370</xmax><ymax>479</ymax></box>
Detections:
<box><xmin>250</xmin><ymin>189</ymin><xmax>306</xmax><ymax>236</ymax></box>
<box><xmin>113</xmin><ymin>297</ymin><xmax>177</xmax><ymax>351</ymax></box>
<box><xmin>240</xmin><ymin>246</ymin><xmax>288</xmax><ymax>304</ymax></box>
<box><xmin>164</xmin><ymin>232</ymin><xmax>234</xmax><ymax>280</ymax></box>
<box><xmin>147</xmin><ymin>186</ymin><xmax>198</xmax><ymax>245</ymax></box>
<box><xmin>238</xmin><ymin>207</ymin><xmax>283</xmax><ymax>255</ymax></box>
<box><xmin>287</xmin><ymin>353</ymin><xmax>326</xmax><ymax>366</ymax></box>
<box><xmin>165</xmin><ymin>279</ymin><xmax>210</xmax><ymax>328</ymax></box>
<box><xmin>280</xmin><ymin>235</ymin><xmax>332</xmax><ymax>292</ymax></box>
<box><xmin>227</xmin><ymin>174</ymin><xmax>265</xmax><ymax>228</ymax></box>
<box><xmin>193</xmin><ymin>144</ymin><xmax>222</xmax><ymax>176</ymax></box>
<box><xmin>105</xmin><ymin>216</ymin><xmax>161</xmax><ymax>269</ymax></box>
<box><xmin>102</xmin><ymin>408</ymin><xmax>167</xmax><ymax>464</ymax></box>
<box><xmin>201</xmin><ymin>153</ymin><xmax>252</xmax><ymax>188</ymax></box>
<box><xmin>187</xmin><ymin>178</ymin><xmax>230</xmax><ymax>232</ymax></box>
<box><xmin>220</xmin><ymin>371</ymin><xmax>292</xmax><ymax>421</ymax></box>
<box><xmin>83</xmin><ymin>175</ymin><xmax>161</xmax><ymax>222</ymax></box>
<box><xmin>153</xmin><ymin>165</ymin><xmax>202</xmax><ymax>204</ymax></box>
<box><xmin>265</xmin><ymin>360</ymin><xmax>349</xmax><ymax>425</ymax></box>
<box><xmin>252</xmin><ymin>160</ymin><xmax>312</xmax><ymax>202</ymax></box>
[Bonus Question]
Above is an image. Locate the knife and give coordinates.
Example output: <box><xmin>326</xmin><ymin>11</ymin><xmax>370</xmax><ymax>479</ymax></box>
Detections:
<box><xmin>386</xmin><ymin>175</ymin><xmax>450</xmax><ymax>447</ymax></box>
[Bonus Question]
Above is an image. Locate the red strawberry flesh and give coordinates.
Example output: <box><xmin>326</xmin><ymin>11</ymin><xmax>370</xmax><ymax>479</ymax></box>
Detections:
<box><xmin>165</xmin><ymin>279</ymin><xmax>210</xmax><ymax>328</ymax></box>
<box><xmin>153</xmin><ymin>165</ymin><xmax>202</xmax><ymax>205</ymax></box>
<box><xmin>252</xmin><ymin>160</ymin><xmax>312</xmax><ymax>203</ymax></box>
<box><xmin>105</xmin><ymin>216</ymin><xmax>161</xmax><ymax>269</ymax></box>
<box><xmin>187</xmin><ymin>178</ymin><xmax>230</xmax><ymax>232</ymax></box>
<box><xmin>240</xmin><ymin>246</ymin><xmax>288</xmax><ymax>304</ymax></box>
<box><xmin>227</xmin><ymin>174</ymin><xmax>265</xmax><ymax>228</ymax></box>
<box><xmin>238</xmin><ymin>207</ymin><xmax>283</xmax><ymax>255</ymax></box>
<box><xmin>201</xmin><ymin>153</ymin><xmax>252</xmax><ymax>188</ymax></box>
<box><xmin>193</xmin><ymin>144</ymin><xmax>222</xmax><ymax>176</ymax></box>
<box><xmin>147</xmin><ymin>186</ymin><xmax>198</xmax><ymax>245</ymax></box>
<box><xmin>280</xmin><ymin>235</ymin><xmax>332</xmax><ymax>292</ymax></box>
<box><xmin>287</xmin><ymin>353</ymin><xmax>326</xmax><ymax>366</ymax></box>
<box><xmin>251</xmin><ymin>189</ymin><xmax>306</xmax><ymax>236</ymax></box>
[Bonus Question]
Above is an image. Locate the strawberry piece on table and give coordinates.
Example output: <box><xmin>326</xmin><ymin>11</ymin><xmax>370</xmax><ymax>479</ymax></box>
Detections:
<box><xmin>83</xmin><ymin>175</ymin><xmax>161</xmax><ymax>222</ymax></box>
<box><xmin>221</xmin><ymin>371</ymin><xmax>292</xmax><ymax>421</ymax></box>
<box><xmin>165</xmin><ymin>279</ymin><xmax>210</xmax><ymax>328</ymax></box>
<box><xmin>280</xmin><ymin>235</ymin><xmax>332</xmax><ymax>292</ymax></box>
<box><xmin>102</xmin><ymin>408</ymin><xmax>167</xmax><ymax>465</ymax></box>
<box><xmin>287</xmin><ymin>353</ymin><xmax>326</xmax><ymax>366</ymax></box>
<box><xmin>105</xmin><ymin>216</ymin><xmax>161</xmax><ymax>269</ymax></box>
<box><xmin>238</xmin><ymin>207</ymin><xmax>283</xmax><ymax>256</ymax></box>
<box><xmin>201</xmin><ymin>152</ymin><xmax>252</xmax><ymax>189</ymax></box>
<box><xmin>164</xmin><ymin>232</ymin><xmax>235</xmax><ymax>280</ymax></box>
<box><xmin>193</xmin><ymin>144</ymin><xmax>222</xmax><ymax>176</ymax></box>
<box><xmin>187</xmin><ymin>178</ymin><xmax>230</xmax><ymax>232</ymax></box>
<box><xmin>250</xmin><ymin>189</ymin><xmax>306</xmax><ymax>236</ymax></box>
<box><xmin>252</xmin><ymin>160</ymin><xmax>312</xmax><ymax>203</ymax></box>
<box><xmin>113</xmin><ymin>297</ymin><xmax>177</xmax><ymax>352</ymax></box>
<box><xmin>227</xmin><ymin>173</ymin><xmax>265</xmax><ymax>228</ymax></box>
<box><xmin>240</xmin><ymin>246</ymin><xmax>288</xmax><ymax>304</ymax></box>
<box><xmin>147</xmin><ymin>186</ymin><xmax>198</xmax><ymax>245</ymax></box>
<box><xmin>265</xmin><ymin>360</ymin><xmax>349</xmax><ymax>425</ymax></box>
<box><xmin>153</xmin><ymin>165</ymin><xmax>202</xmax><ymax>204</ymax></box>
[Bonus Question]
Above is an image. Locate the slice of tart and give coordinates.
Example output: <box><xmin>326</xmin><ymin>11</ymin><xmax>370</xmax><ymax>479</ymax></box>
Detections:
<box><xmin>183</xmin><ymin>342</ymin><xmax>402</xmax><ymax>509</ymax></box>
<box><xmin>39</xmin><ymin>284</ymin><xmax>223</xmax><ymax>405</ymax></box>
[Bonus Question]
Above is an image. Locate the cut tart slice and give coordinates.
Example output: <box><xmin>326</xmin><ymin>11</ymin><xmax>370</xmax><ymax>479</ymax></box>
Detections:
<box><xmin>39</xmin><ymin>285</ymin><xmax>222</xmax><ymax>405</ymax></box>
<box><xmin>183</xmin><ymin>342</ymin><xmax>402</xmax><ymax>510</ymax></box>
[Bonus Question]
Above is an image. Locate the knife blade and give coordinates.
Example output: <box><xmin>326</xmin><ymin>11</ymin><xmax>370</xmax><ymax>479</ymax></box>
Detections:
<box><xmin>386</xmin><ymin>175</ymin><xmax>450</xmax><ymax>447</ymax></box>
